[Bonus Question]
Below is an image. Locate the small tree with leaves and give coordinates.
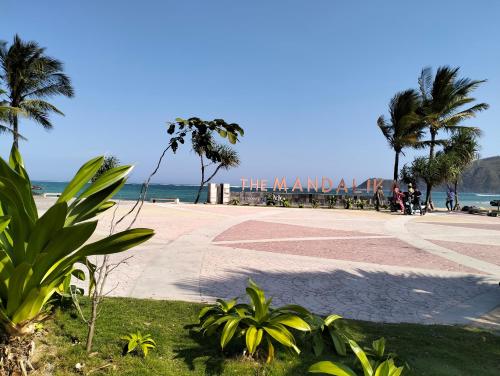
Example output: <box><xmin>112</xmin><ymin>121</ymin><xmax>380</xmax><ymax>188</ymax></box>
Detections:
<box><xmin>91</xmin><ymin>155</ymin><xmax>120</xmax><ymax>183</ymax></box>
<box><xmin>403</xmin><ymin>154</ymin><xmax>452</xmax><ymax>210</ymax></box>
<box><xmin>192</xmin><ymin>131</ymin><xmax>240</xmax><ymax>204</ymax></box>
<box><xmin>441</xmin><ymin>128</ymin><xmax>480</xmax><ymax>209</ymax></box>
<box><xmin>82</xmin><ymin>117</ymin><xmax>244</xmax><ymax>353</ymax></box>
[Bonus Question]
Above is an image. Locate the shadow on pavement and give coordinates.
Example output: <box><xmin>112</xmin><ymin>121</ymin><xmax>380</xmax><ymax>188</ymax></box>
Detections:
<box><xmin>176</xmin><ymin>268</ymin><xmax>499</xmax><ymax>324</ymax></box>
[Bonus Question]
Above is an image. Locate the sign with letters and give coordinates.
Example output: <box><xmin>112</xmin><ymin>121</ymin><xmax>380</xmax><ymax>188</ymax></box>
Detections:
<box><xmin>240</xmin><ymin>177</ymin><xmax>386</xmax><ymax>194</ymax></box>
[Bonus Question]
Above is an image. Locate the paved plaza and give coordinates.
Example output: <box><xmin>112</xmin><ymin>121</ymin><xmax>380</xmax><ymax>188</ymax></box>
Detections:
<box><xmin>75</xmin><ymin>200</ymin><xmax>500</xmax><ymax>328</ymax></box>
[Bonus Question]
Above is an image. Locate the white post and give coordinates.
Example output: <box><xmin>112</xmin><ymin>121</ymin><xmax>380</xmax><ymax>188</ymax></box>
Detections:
<box><xmin>207</xmin><ymin>183</ymin><xmax>218</xmax><ymax>204</ymax></box>
<box><xmin>221</xmin><ymin>183</ymin><xmax>231</xmax><ymax>204</ymax></box>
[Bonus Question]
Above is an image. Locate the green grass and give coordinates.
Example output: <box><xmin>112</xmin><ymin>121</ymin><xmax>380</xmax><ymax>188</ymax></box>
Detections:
<box><xmin>38</xmin><ymin>297</ymin><xmax>500</xmax><ymax>376</ymax></box>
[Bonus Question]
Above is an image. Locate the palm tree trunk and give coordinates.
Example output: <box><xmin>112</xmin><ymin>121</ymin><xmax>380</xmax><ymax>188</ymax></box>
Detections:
<box><xmin>453</xmin><ymin>179</ymin><xmax>459</xmax><ymax>210</ymax></box>
<box><xmin>194</xmin><ymin>155</ymin><xmax>205</xmax><ymax>204</ymax></box>
<box><xmin>10</xmin><ymin>112</ymin><xmax>19</xmax><ymax>149</ymax></box>
<box><xmin>393</xmin><ymin>151</ymin><xmax>400</xmax><ymax>182</ymax></box>
<box><xmin>425</xmin><ymin>129</ymin><xmax>436</xmax><ymax>206</ymax></box>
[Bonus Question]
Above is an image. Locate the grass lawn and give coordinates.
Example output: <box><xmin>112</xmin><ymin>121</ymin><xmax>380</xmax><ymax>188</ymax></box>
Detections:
<box><xmin>36</xmin><ymin>297</ymin><xmax>500</xmax><ymax>376</ymax></box>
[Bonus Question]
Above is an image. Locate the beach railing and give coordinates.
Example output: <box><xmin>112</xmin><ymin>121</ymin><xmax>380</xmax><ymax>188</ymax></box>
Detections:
<box><xmin>43</xmin><ymin>192</ymin><xmax>62</xmax><ymax>198</ymax></box>
<box><xmin>150</xmin><ymin>197</ymin><xmax>180</xmax><ymax>204</ymax></box>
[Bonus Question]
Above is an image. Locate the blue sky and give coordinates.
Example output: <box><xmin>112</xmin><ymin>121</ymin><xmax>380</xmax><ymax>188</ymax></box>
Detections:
<box><xmin>2</xmin><ymin>0</ymin><xmax>499</xmax><ymax>184</ymax></box>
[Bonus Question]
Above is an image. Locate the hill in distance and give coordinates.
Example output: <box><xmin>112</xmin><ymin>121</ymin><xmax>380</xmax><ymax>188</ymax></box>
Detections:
<box><xmin>459</xmin><ymin>156</ymin><xmax>500</xmax><ymax>193</ymax></box>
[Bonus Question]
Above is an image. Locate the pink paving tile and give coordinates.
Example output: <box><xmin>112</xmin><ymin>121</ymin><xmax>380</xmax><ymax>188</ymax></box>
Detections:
<box><xmin>430</xmin><ymin>240</ymin><xmax>500</xmax><ymax>266</ymax></box>
<box><xmin>420</xmin><ymin>222</ymin><xmax>500</xmax><ymax>231</ymax></box>
<box><xmin>218</xmin><ymin>238</ymin><xmax>482</xmax><ymax>274</ymax></box>
<box><xmin>214</xmin><ymin>220</ymin><xmax>374</xmax><ymax>241</ymax></box>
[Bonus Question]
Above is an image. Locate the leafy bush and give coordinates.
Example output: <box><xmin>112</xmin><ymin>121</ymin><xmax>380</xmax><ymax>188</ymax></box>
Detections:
<box><xmin>343</xmin><ymin>197</ymin><xmax>353</xmax><ymax>209</ymax></box>
<box><xmin>309</xmin><ymin>337</ymin><xmax>404</xmax><ymax>376</ymax></box>
<box><xmin>121</xmin><ymin>331</ymin><xmax>157</xmax><ymax>357</ymax></box>
<box><xmin>280</xmin><ymin>198</ymin><xmax>291</xmax><ymax>208</ymax></box>
<box><xmin>0</xmin><ymin>147</ymin><xmax>154</xmax><ymax>337</ymax></box>
<box><xmin>327</xmin><ymin>196</ymin><xmax>338</xmax><ymax>209</ymax></box>
<box><xmin>265</xmin><ymin>193</ymin><xmax>277</xmax><ymax>206</ymax></box>
<box><xmin>308</xmin><ymin>314</ymin><xmax>348</xmax><ymax>357</ymax></box>
<box><xmin>229</xmin><ymin>198</ymin><xmax>240</xmax><ymax>205</ymax></box>
<box><xmin>311</xmin><ymin>199</ymin><xmax>319</xmax><ymax>208</ymax></box>
<box><xmin>355</xmin><ymin>199</ymin><xmax>367</xmax><ymax>210</ymax></box>
<box><xmin>199</xmin><ymin>279</ymin><xmax>311</xmax><ymax>362</ymax></box>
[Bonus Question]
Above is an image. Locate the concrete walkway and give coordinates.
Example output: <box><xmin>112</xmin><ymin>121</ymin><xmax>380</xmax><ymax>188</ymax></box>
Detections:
<box><xmin>87</xmin><ymin>201</ymin><xmax>500</xmax><ymax>327</ymax></box>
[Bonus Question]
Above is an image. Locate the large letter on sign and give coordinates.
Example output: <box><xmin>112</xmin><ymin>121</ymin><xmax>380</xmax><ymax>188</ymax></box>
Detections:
<box><xmin>273</xmin><ymin>177</ymin><xmax>288</xmax><ymax>192</ymax></box>
<box><xmin>292</xmin><ymin>177</ymin><xmax>303</xmax><ymax>192</ymax></box>
<box><xmin>241</xmin><ymin>178</ymin><xmax>248</xmax><ymax>191</ymax></box>
<box><xmin>336</xmin><ymin>178</ymin><xmax>348</xmax><ymax>194</ymax></box>
<box><xmin>307</xmin><ymin>177</ymin><xmax>318</xmax><ymax>193</ymax></box>
<box><xmin>322</xmin><ymin>177</ymin><xmax>333</xmax><ymax>193</ymax></box>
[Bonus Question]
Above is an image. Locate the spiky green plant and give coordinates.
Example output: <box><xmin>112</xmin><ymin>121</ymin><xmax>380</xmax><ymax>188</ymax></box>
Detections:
<box><xmin>0</xmin><ymin>146</ymin><xmax>154</xmax><ymax>337</ymax></box>
<box><xmin>199</xmin><ymin>279</ymin><xmax>311</xmax><ymax>363</ymax></box>
<box><xmin>309</xmin><ymin>314</ymin><xmax>348</xmax><ymax>357</ymax></box>
<box><xmin>309</xmin><ymin>338</ymin><xmax>404</xmax><ymax>376</ymax></box>
<box><xmin>121</xmin><ymin>331</ymin><xmax>157</xmax><ymax>357</ymax></box>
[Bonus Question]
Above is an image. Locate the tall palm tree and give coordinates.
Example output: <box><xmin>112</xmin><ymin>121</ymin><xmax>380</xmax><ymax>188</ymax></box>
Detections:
<box><xmin>377</xmin><ymin>89</ymin><xmax>423</xmax><ymax>181</ymax></box>
<box><xmin>0</xmin><ymin>35</ymin><xmax>74</xmax><ymax>148</ymax></box>
<box><xmin>418</xmin><ymin>66</ymin><xmax>488</xmax><ymax>204</ymax></box>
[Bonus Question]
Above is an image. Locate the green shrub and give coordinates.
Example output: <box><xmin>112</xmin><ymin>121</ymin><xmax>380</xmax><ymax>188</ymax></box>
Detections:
<box><xmin>326</xmin><ymin>196</ymin><xmax>338</xmax><ymax>209</ymax></box>
<box><xmin>121</xmin><ymin>331</ymin><xmax>157</xmax><ymax>357</ymax></box>
<box><xmin>311</xmin><ymin>199</ymin><xmax>319</xmax><ymax>208</ymax></box>
<box><xmin>343</xmin><ymin>197</ymin><xmax>353</xmax><ymax>209</ymax></box>
<box><xmin>0</xmin><ymin>146</ymin><xmax>154</xmax><ymax>337</ymax></box>
<box><xmin>309</xmin><ymin>337</ymin><xmax>404</xmax><ymax>376</ymax></box>
<box><xmin>265</xmin><ymin>194</ymin><xmax>277</xmax><ymax>206</ymax></box>
<box><xmin>280</xmin><ymin>198</ymin><xmax>291</xmax><ymax>208</ymax></box>
<box><xmin>199</xmin><ymin>279</ymin><xmax>311</xmax><ymax>362</ymax></box>
<box><xmin>355</xmin><ymin>199</ymin><xmax>367</xmax><ymax>210</ymax></box>
<box><xmin>308</xmin><ymin>314</ymin><xmax>348</xmax><ymax>357</ymax></box>
<box><xmin>229</xmin><ymin>198</ymin><xmax>240</xmax><ymax>205</ymax></box>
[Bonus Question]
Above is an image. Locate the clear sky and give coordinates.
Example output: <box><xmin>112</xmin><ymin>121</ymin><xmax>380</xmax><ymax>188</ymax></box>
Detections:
<box><xmin>2</xmin><ymin>0</ymin><xmax>499</xmax><ymax>184</ymax></box>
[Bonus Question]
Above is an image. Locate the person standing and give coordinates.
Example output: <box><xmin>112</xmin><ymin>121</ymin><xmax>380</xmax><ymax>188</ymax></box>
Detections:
<box><xmin>374</xmin><ymin>186</ymin><xmax>385</xmax><ymax>211</ymax></box>
<box><xmin>393</xmin><ymin>187</ymin><xmax>404</xmax><ymax>213</ymax></box>
<box><xmin>446</xmin><ymin>187</ymin><xmax>455</xmax><ymax>211</ymax></box>
<box><xmin>413</xmin><ymin>185</ymin><xmax>423</xmax><ymax>215</ymax></box>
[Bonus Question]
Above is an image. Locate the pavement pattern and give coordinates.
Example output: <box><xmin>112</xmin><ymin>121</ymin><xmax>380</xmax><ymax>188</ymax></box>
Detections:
<box><xmin>58</xmin><ymin>199</ymin><xmax>500</xmax><ymax>328</ymax></box>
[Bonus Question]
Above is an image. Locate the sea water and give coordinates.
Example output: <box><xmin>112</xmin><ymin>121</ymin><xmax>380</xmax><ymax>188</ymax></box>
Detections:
<box><xmin>31</xmin><ymin>181</ymin><xmax>500</xmax><ymax>208</ymax></box>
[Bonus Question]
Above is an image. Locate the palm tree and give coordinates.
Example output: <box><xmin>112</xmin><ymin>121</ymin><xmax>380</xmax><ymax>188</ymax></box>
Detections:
<box><xmin>0</xmin><ymin>88</ymin><xmax>25</xmax><ymax>138</ymax></box>
<box><xmin>0</xmin><ymin>35</ymin><xmax>74</xmax><ymax>148</ymax></box>
<box><xmin>442</xmin><ymin>128</ymin><xmax>481</xmax><ymax>209</ymax></box>
<box><xmin>193</xmin><ymin>132</ymin><xmax>240</xmax><ymax>204</ymax></box>
<box><xmin>418</xmin><ymin>66</ymin><xmax>488</xmax><ymax>204</ymax></box>
<box><xmin>377</xmin><ymin>89</ymin><xmax>423</xmax><ymax>181</ymax></box>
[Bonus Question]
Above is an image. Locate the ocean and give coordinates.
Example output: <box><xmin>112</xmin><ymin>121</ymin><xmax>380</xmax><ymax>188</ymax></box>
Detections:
<box><xmin>31</xmin><ymin>181</ymin><xmax>500</xmax><ymax>208</ymax></box>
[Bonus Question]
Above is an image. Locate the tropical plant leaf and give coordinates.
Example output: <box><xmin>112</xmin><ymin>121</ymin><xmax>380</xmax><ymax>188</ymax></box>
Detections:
<box><xmin>349</xmin><ymin>339</ymin><xmax>374</xmax><ymax>376</ymax></box>
<box><xmin>76</xmin><ymin>228</ymin><xmax>154</xmax><ymax>257</ymax></box>
<box><xmin>57</xmin><ymin>156</ymin><xmax>104</xmax><ymax>203</ymax></box>
<box><xmin>245</xmin><ymin>326</ymin><xmax>263</xmax><ymax>355</ymax></box>
<box><xmin>271</xmin><ymin>314</ymin><xmax>310</xmax><ymax>331</ymax></box>
<box><xmin>220</xmin><ymin>317</ymin><xmax>241</xmax><ymax>349</ymax></box>
<box><xmin>308</xmin><ymin>361</ymin><xmax>357</xmax><ymax>376</ymax></box>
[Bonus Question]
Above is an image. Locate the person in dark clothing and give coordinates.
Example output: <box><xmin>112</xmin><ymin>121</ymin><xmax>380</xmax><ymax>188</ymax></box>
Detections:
<box><xmin>374</xmin><ymin>186</ymin><xmax>385</xmax><ymax>211</ymax></box>
<box><xmin>413</xmin><ymin>186</ymin><xmax>423</xmax><ymax>215</ymax></box>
